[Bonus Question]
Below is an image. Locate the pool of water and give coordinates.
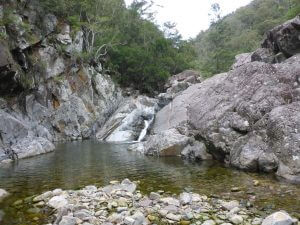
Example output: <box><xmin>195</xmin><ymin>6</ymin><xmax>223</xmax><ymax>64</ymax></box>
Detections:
<box><xmin>0</xmin><ymin>140</ymin><xmax>299</xmax><ymax>224</ymax></box>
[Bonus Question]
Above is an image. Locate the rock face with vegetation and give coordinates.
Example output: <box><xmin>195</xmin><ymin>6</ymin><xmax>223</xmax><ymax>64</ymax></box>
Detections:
<box><xmin>0</xmin><ymin>1</ymin><xmax>122</xmax><ymax>162</ymax></box>
<box><xmin>193</xmin><ymin>0</ymin><xmax>300</xmax><ymax>76</ymax></box>
<box><xmin>133</xmin><ymin>17</ymin><xmax>300</xmax><ymax>183</ymax></box>
<box><xmin>0</xmin><ymin>0</ymin><xmax>197</xmax><ymax>162</ymax></box>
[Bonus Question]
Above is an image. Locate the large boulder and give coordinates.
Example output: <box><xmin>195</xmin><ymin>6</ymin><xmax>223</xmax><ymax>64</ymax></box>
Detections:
<box><xmin>129</xmin><ymin>129</ymin><xmax>191</xmax><ymax>156</ymax></box>
<box><xmin>262</xmin><ymin>15</ymin><xmax>300</xmax><ymax>58</ymax></box>
<box><xmin>232</xmin><ymin>16</ymin><xmax>300</xmax><ymax>68</ymax></box>
<box><xmin>149</xmin><ymin>54</ymin><xmax>300</xmax><ymax>181</ymax></box>
<box><xmin>158</xmin><ymin>70</ymin><xmax>202</xmax><ymax>107</ymax></box>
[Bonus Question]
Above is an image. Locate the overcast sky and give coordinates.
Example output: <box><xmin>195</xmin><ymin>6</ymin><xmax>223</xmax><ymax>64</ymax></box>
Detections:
<box><xmin>125</xmin><ymin>0</ymin><xmax>252</xmax><ymax>39</ymax></box>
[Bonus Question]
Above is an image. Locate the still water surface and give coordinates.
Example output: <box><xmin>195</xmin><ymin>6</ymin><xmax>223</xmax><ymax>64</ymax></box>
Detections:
<box><xmin>0</xmin><ymin>141</ymin><xmax>299</xmax><ymax>224</ymax></box>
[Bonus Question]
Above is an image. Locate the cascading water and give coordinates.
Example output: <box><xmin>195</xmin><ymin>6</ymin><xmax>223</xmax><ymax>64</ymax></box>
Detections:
<box><xmin>137</xmin><ymin>118</ymin><xmax>153</xmax><ymax>142</ymax></box>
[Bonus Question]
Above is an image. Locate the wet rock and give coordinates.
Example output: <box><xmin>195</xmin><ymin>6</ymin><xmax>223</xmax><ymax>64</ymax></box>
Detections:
<box><xmin>48</xmin><ymin>196</ymin><xmax>68</xmax><ymax>209</ymax></box>
<box><xmin>262</xmin><ymin>212</ymin><xmax>297</xmax><ymax>225</ymax></box>
<box><xmin>0</xmin><ymin>189</ymin><xmax>9</xmax><ymax>202</ymax></box>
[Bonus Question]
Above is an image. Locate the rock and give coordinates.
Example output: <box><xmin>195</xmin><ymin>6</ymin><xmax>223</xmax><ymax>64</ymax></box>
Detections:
<box><xmin>252</xmin><ymin>217</ymin><xmax>263</xmax><ymax>225</ymax></box>
<box><xmin>11</xmin><ymin>137</ymin><xmax>55</xmax><ymax>160</ymax></box>
<box><xmin>180</xmin><ymin>221</ymin><xmax>191</xmax><ymax>225</ymax></box>
<box><xmin>181</xmin><ymin>141</ymin><xmax>213</xmax><ymax>161</ymax></box>
<box><xmin>33</xmin><ymin>191</ymin><xmax>53</xmax><ymax>202</ymax></box>
<box><xmin>152</xmin><ymin>51</ymin><xmax>300</xmax><ymax>180</ymax></box>
<box><xmin>38</xmin><ymin>46</ymin><xmax>66</xmax><ymax>79</ymax></box>
<box><xmin>43</xmin><ymin>14</ymin><xmax>57</xmax><ymax>35</ymax></box>
<box><xmin>59</xmin><ymin>216</ymin><xmax>77</xmax><ymax>225</ymax></box>
<box><xmin>231</xmin><ymin>187</ymin><xmax>241</xmax><ymax>192</ymax></box>
<box><xmin>149</xmin><ymin>192</ymin><xmax>160</xmax><ymax>200</ymax></box>
<box><xmin>232</xmin><ymin>53</ymin><xmax>252</xmax><ymax>69</ymax></box>
<box><xmin>147</xmin><ymin>215</ymin><xmax>157</xmax><ymax>221</ymax></box>
<box><xmin>221</xmin><ymin>201</ymin><xmax>240</xmax><ymax>211</ymax></box>
<box><xmin>230</xmin><ymin>215</ymin><xmax>244</xmax><ymax>225</ymax></box>
<box><xmin>179</xmin><ymin>192</ymin><xmax>192</xmax><ymax>205</ymax></box>
<box><xmin>129</xmin><ymin>129</ymin><xmax>190</xmax><ymax>156</ymax></box>
<box><xmin>262</xmin><ymin>15</ymin><xmax>300</xmax><ymax>58</ymax></box>
<box><xmin>96</xmin><ymin>96</ymin><xmax>157</xmax><ymax>142</ymax></box>
<box><xmin>251</xmin><ymin>48</ymin><xmax>275</xmax><ymax>64</ymax></box>
<box><xmin>0</xmin><ymin>189</ymin><xmax>9</xmax><ymax>202</ymax></box>
<box><xmin>166</xmin><ymin>213</ymin><xmax>182</xmax><ymax>221</ymax></box>
<box><xmin>48</xmin><ymin>196</ymin><xmax>68</xmax><ymax>209</ymax></box>
<box><xmin>66</xmin><ymin>31</ymin><xmax>83</xmax><ymax>53</ymax></box>
<box><xmin>262</xmin><ymin>212</ymin><xmax>297</xmax><ymax>225</ymax></box>
<box><xmin>73</xmin><ymin>209</ymin><xmax>92</xmax><ymax>220</ymax></box>
<box><xmin>124</xmin><ymin>216</ymin><xmax>136</xmax><ymax>225</ymax></box>
<box><xmin>57</xmin><ymin>24</ymin><xmax>72</xmax><ymax>45</ymax></box>
<box><xmin>160</xmin><ymin>197</ymin><xmax>180</xmax><ymax>207</ymax></box>
<box><xmin>202</xmin><ymin>220</ymin><xmax>216</xmax><ymax>225</ymax></box>
<box><xmin>131</xmin><ymin>211</ymin><xmax>146</xmax><ymax>225</ymax></box>
<box><xmin>121</xmin><ymin>179</ymin><xmax>137</xmax><ymax>193</ymax></box>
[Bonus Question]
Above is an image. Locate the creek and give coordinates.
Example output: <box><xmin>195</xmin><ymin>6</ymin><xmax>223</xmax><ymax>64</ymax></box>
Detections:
<box><xmin>0</xmin><ymin>141</ymin><xmax>299</xmax><ymax>224</ymax></box>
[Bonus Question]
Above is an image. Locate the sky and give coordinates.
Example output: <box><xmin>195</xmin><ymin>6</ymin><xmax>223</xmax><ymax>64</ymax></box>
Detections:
<box><xmin>125</xmin><ymin>0</ymin><xmax>252</xmax><ymax>39</ymax></box>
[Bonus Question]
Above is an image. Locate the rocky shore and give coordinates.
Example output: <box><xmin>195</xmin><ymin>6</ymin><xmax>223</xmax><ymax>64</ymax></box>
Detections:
<box><xmin>23</xmin><ymin>179</ymin><xmax>298</xmax><ymax>225</ymax></box>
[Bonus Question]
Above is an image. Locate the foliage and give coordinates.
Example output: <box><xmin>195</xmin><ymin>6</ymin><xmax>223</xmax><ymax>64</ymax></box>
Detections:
<box><xmin>37</xmin><ymin>0</ymin><xmax>196</xmax><ymax>94</ymax></box>
<box><xmin>193</xmin><ymin>0</ymin><xmax>300</xmax><ymax>77</ymax></box>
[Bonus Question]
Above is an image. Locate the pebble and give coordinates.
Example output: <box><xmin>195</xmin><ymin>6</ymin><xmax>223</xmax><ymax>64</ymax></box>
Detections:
<box><xmin>231</xmin><ymin>187</ymin><xmax>241</xmax><ymax>192</ymax></box>
<box><xmin>166</xmin><ymin>213</ymin><xmax>182</xmax><ymax>221</ymax></box>
<box><xmin>230</xmin><ymin>215</ymin><xmax>244</xmax><ymax>224</ymax></box>
<box><xmin>26</xmin><ymin>179</ymin><xmax>296</xmax><ymax>225</ymax></box>
<box><xmin>202</xmin><ymin>220</ymin><xmax>216</xmax><ymax>225</ymax></box>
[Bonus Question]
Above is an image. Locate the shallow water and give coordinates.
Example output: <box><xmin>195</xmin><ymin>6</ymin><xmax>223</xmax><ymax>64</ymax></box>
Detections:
<box><xmin>0</xmin><ymin>140</ymin><xmax>299</xmax><ymax>224</ymax></box>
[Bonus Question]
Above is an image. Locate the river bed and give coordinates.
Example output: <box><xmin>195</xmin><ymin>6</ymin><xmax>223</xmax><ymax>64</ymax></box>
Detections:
<box><xmin>0</xmin><ymin>141</ymin><xmax>299</xmax><ymax>224</ymax></box>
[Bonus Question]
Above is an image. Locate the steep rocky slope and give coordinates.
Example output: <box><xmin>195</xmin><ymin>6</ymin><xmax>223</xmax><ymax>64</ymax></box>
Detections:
<box><xmin>131</xmin><ymin>16</ymin><xmax>300</xmax><ymax>182</ymax></box>
<box><xmin>0</xmin><ymin>1</ymin><xmax>122</xmax><ymax>161</ymax></box>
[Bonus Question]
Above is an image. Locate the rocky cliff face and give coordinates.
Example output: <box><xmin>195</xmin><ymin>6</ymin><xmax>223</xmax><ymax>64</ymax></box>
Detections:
<box><xmin>0</xmin><ymin>1</ymin><xmax>122</xmax><ymax>162</ymax></box>
<box><xmin>131</xmin><ymin>16</ymin><xmax>300</xmax><ymax>183</ymax></box>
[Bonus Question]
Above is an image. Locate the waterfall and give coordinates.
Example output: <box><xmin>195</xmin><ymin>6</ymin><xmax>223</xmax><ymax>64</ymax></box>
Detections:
<box><xmin>137</xmin><ymin>118</ymin><xmax>153</xmax><ymax>142</ymax></box>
